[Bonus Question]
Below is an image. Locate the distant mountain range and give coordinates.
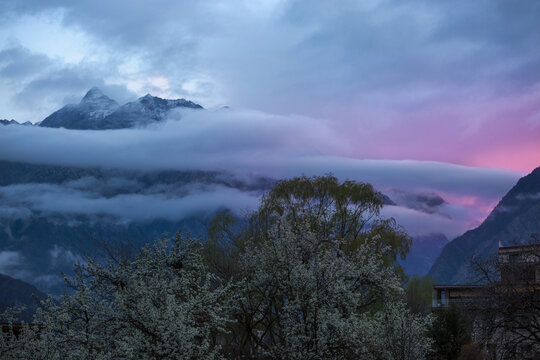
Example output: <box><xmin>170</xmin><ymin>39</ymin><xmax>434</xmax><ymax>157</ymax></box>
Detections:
<box><xmin>399</xmin><ymin>233</ymin><xmax>449</xmax><ymax>276</ymax></box>
<box><xmin>429</xmin><ymin>166</ymin><xmax>540</xmax><ymax>284</ymax></box>
<box><xmin>0</xmin><ymin>119</ymin><xmax>32</xmax><ymax>126</ymax></box>
<box><xmin>1</xmin><ymin>87</ymin><xmax>203</xmax><ymax>130</ymax></box>
<box><xmin>0</xmin><ymin>272</ymin><xmax>46</xmax><ymax>321</ymax></box>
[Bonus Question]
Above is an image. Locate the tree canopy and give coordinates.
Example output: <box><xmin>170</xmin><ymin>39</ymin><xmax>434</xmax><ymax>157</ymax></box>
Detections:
<box><xmin>1</xmin><ymin>175</ymin><xmax>433</xmax><ymax>359</ymax></box>
<box><xmin>206</xmin><ymin>175</ymin><xmax>411</xmax><ymax>279</ymax></box>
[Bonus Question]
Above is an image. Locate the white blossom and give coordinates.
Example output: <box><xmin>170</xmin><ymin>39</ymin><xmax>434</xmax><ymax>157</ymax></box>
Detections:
<box><xmin>233</xmin><ymin>216</ymin><xmax>432</xmax><ymax>359</ymax></box>
<box><xmin>1</xmin><ymin>233</ymin><xmax>235</xmax><ymax>360</ymax></box>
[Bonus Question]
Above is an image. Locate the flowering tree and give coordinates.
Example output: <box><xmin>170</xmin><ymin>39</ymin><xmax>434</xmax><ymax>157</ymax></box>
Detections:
<box><xmin>252</xmin><ymin>175</ymin><xmax>411</xmax><ymax>263</ymax></box>
<box><xmin>224</xmin><ymin>216</ymin><xmax>432</xmax><ymax>359</ymax></box>
<box><xmin>1</xmin><ymin>233</ymin><xmax>234</xmax><ymax>360</ymax></box>
<box><xmin>205</xmin><ymin>175</ymin><xmax>411</xmax><ymax>282</ymax></box>
<box><xmin>204</xmin><ymin>175</ymin><xmax>430</xmax><ymax>359</ymax></box>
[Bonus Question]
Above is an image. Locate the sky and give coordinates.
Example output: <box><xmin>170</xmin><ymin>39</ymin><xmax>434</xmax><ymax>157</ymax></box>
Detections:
<box><xmin>0</xmin><ymin>0</ymin><xmax>538</xmax><ymax>172</ymax></box>
<box><xmin>0</xmin><ymin>0</ymin><xmax>538</xmax><ymax>238</ymax></box>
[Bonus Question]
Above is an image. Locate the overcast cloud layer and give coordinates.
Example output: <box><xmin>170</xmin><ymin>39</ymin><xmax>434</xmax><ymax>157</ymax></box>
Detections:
<box><xmin>0</xmin><ymin>0</ymin><xmax>539</xmax><ymax>171</ymax></box>
<box><xmin>0</xmin><ymin>108</ymin><xmax>523</xmax><ymax>238</ymax></box>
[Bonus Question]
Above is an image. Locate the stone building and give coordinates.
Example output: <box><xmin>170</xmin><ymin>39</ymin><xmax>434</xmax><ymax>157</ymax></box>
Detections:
<box><xmin>432</xmin><ymin>244</ymin><xmax>540</xmax><ymax>359</ymax></box>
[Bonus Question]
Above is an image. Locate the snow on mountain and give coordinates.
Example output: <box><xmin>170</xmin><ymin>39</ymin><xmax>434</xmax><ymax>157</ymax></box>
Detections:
<box><xmin>79</xmin><ymin>86</ymin><xmax>120</xmax><ymax>121</ymax></box>
<box><xmin>101</xmin><ymin>93</ymin><xmax>203</xmax><ymax>129</ymax></box>
<box><xmin>39</xmin><ymin>87</ymin><xmax>203</xmax><ymax>130</ymax></box>
<box><xmin>39</xmin><ymin>87</ymin><xmax>119</xmax><ymax>130</ymax></box>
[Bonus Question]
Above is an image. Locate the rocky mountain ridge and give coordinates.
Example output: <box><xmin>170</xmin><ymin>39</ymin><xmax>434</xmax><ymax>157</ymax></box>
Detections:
<box><xmin>0</xmin><ymin>119</ymin><xmax>33</xmax><ymax>126</ymax></box>
<box><xmin>38</xmin><ymin>87</ymin><xmax>203</xmax><ymax>130</ymax></box>
<box><xmin>429</xmin><ymin>166</ymin><xmax>540</xmax><ymax>284</ymax></box>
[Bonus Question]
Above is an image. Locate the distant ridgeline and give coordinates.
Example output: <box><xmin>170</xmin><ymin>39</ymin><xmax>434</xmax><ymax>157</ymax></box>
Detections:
<box><xmin>429</xmin><ymin>166</ymin><xmax>540</xmax><ymax>284</ymax></box>
<box><xmin>40</xmin><ymin>87</ymin><xmax>203</xmax><ymax>129</ymax></box>
<box><xmin>0</xmin><ymin>159</ymin><xmax>275</xmax><ymax>296</ymax></box>
<box><xmin>0</xmin><ymin>273</ymin><xmax>46</xmax><ymax>321</ymax></box>
<box><xmin>1</xmin><ymin>87</ymin><xmax>204</xmax><ymax>130</ymax></box>
<box><xmin>0</xmin><ymin>119</ymin><xmax>32</xmax><ymax>126</ymax></box>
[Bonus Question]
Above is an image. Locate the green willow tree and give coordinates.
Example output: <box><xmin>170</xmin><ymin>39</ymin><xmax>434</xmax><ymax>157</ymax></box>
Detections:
<box><xmin>227</xmin><ymin>216</ymin><xmax>431</xmax><ymax>359</ymax></box>
<box><xmin>205</xmin><ymin>175</ymin><xmax>411</xmax><ymax>279</ymax></box>
<box><xmin>254</xmin><ymin>175</ymin><xmax>410</xmax><ymax>260</ymax></box>
<box><xmin>204</xmin><ymin>175</ymin><xmax>424</xmax><ymax>358</ymax></box>
<box><xmin>406</xmin><ymin>275</ymin><xmax>435</xmax><ymax>315</ymax></box>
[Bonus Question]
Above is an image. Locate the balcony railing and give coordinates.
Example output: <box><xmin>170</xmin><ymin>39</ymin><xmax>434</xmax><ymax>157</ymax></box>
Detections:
<box><xmin>432</xmin><ymin>298</ymin><xmax>471</xmax><ymax>308</ymax></box>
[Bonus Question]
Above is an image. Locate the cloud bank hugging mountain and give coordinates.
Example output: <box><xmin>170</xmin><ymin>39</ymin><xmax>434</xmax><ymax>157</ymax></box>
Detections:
<box><xmin>0</xmin><ymin>107</ymin><xmax>522</xmax><ymax>238</ymax></box>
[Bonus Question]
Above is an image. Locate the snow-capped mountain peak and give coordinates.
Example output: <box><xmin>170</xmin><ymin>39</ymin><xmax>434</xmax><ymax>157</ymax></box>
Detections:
<box><xmin>80</xmin><ymin>87</ymin><xmax>118</xmax><ymax>107</ymax></box>
<box><xmin>81</xmin><ymin>86</ymin><xmax>106</xmax><ymax>101</ymax></box>
<box><xmin>40</xmin><ymin>87</ymin><xmax>203</xmax><ymax>130</ymax></box>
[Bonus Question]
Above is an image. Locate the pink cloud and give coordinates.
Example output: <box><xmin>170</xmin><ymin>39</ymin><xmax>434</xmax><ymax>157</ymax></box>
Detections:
<box><xmin>335</xmin><ymin>86</ymin><xmax>540</xmax><ymax>173</ymax></box>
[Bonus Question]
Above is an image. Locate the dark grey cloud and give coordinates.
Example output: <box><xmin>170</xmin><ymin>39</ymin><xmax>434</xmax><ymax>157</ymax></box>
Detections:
<box><xmin>0</xmin><ymin>204</ymin><xmax>32</xmax><ymax>221</ymax></box>
<box><xmin>49</xmin><ymin>245</ymin><xmax>84</xmax><ymax>267</ymax></box>
<box><xmin>0</xmin><ymin>248</ymin><xmax>63</xmax><ymax>291</ymax></box>
<box><xmin>0</xmin><ymin>250</ymin><xmax>22</xmax><ymax>271</ymax></box>
<box><xmin>1</xmin><ymin>182</ymin><xmax>476</xmax><ymax>239</ymax></box>
<box><xmin>0</xmin><ymin>250</ymin><xmax>29</xmax><ymax>280</ymax></box>
<box><xmin>282</xmin><ymin>0</ymin><xmax>540</xmax><ymax>84</ymax></box>
<box><xmin>1</xmin><ymin>1</ymin><xmax>207</xmax><ymax>49</ymax></box>
<box><xmin>33</xmin><ymin>274</ymin><xmax>63</xmax><ymax>291</ymax></box>
<box><xmin>0</xmin><ymin>46</ymin><xmax>51</xmax><ymax>80</ymax></box>
<box><xmin>381</xmin><ymin>205</ymin><xmax>472</xmax><ymax>239</ymax></box>
<box><xmin>0</xmin><ymin>44</ymin><xmax>136</xmax><ymax>121</ymax></box>
<box><xmin>380</xmin><ymin>187</ymin><xmax>491</xmax><ymax>238</ymax></box>
<box><xmin>213</xmin><ymin>0</ymin><xmax>540</xmax><ymax>120</ymax></box>
<box><xmin>516</xmin><ymin>192</ymin><xmax>540</xmax><ymax>201</ymax></box>
<box><xmin>2</xmin><ymin>0</ymin><xmax>540</xmax><ymax>121</ymax></box>
<box><xmin>386</xmin><ymin>190</ymin><xmax>447</xmax><ymax>215</ymax></box>
<box><xmin>0</xmin><ymin>0</ymin><xmax>538</xmax><ymax>172</ymax></box>
<box><xmin>14</xmin><ymin>67</ymin><xmax>135</xmax><ymax>109</ymax></box>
